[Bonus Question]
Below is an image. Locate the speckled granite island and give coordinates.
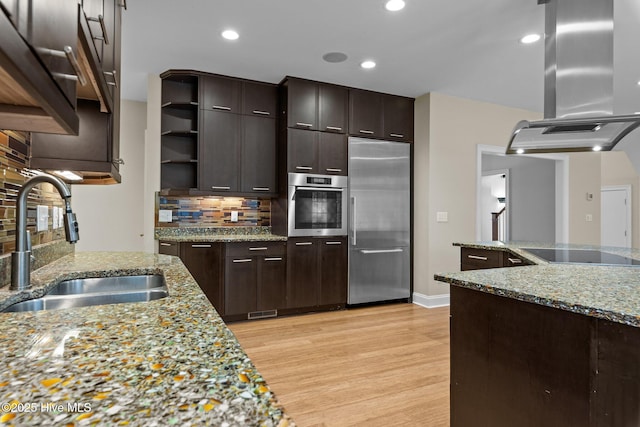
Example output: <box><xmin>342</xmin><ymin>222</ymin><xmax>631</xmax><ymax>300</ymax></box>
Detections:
<box><xmin>436</xmin><ymin>242</ymin><xmax>640</xmax><ymax>427</ymax></box>
<box><xmin>0</xmin><ymin>252</ymin><xmax>293</xmax><ymax>426</ymax></box>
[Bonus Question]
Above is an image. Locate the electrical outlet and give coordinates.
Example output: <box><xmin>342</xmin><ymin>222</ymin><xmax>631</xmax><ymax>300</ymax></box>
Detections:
<box><xmin>436</xmin><ymin>211</ymin><xmax>448</xmax><ymax>223</ymax></box>
<box><xmin>158</xmin><ymin>210</ymin><xmax>172</xmax><ymax>223</ymax></box>
<box><xmin>231</xmin><ymin>211</ymin><xmax>239</xmax><ymax>222</ymax></box>
<box><xmin>52</xmin><ymin>206</ymin><xmax>60</xmax><ymax>229</ymax></box>
<box><xmin>36</xmin><ymin>205</ymin><xmax>49</xmax><ymax>232</ymax></box>
<box><xmin>586</xmin><ymin>214</ymin><xmax>593</xmax><ymax>222</ymax></box>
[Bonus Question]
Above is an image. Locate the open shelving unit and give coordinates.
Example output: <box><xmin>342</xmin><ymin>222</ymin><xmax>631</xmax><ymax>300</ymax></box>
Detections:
<box><xmin>160</xmin><ymin>72</ymin><xmax>199</xmax><ymax>190</ymax></box>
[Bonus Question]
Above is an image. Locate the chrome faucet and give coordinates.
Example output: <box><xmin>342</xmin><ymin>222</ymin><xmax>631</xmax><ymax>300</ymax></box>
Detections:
<box><xmin>11</xmin><ymin>173</ymin><xmax>79</xmax><ymax>291</ymax></box>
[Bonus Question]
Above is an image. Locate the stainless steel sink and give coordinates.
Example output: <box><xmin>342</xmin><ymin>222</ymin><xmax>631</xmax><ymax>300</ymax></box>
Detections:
<box><xmin>2</xmin><ymin>274</ymin><xmax>169</xmax><ymax>313</ymax></box>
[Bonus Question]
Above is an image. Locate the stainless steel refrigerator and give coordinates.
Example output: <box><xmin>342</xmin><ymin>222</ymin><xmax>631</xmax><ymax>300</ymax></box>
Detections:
<box><xmin>348</xmin><ymin>137</ymin><xmax>411</xmax><ymax>304</ymax></box>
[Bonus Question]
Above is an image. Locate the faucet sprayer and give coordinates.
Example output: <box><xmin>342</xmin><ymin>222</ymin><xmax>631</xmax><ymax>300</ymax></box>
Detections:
<box><xmin>11</xmin><ymin>173</ymin><xmax>79</xmax><ymax>290</ymax></box>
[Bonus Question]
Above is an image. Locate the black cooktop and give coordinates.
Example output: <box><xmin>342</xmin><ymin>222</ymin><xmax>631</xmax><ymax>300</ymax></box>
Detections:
<box><xmin>522</xmin><ymin>248</ymin><xmax>640</xmax><ymax>266</ymax></box>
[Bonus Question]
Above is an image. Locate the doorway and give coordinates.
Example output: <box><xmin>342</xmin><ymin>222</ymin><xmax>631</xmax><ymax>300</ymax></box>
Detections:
<box><xmin>601</xmin><ymin>186</ymin><xmax>632</xmax><ymax>248</ymax></box>
<box><xmin>480</xmin><ymin>170</ymin><xmax>508</xmax><ymax>241</ymax></box>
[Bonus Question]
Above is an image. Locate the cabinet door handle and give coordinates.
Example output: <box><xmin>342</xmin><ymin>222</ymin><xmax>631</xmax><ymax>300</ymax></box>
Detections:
<box><xmin>192</xmin><ymin>244</ymin><xmax>212</xmax><ymax>248</ymax></box>
<box><xmin>325</xmin><ymin>241</ymin><xmax>342</xmax><ymax>245</ymax></box>
<box><xmin>326</xmin><ymin>168</ymin><xmax>342</xmax><ymax>173</ymax></box>
<box><xmin>249</xmin><ymin>247</ymin><xmax>268</xmax><ymax>251</ymax></box>
<box><xmin>326</xmin><ymin>126</ymin><xmax>342</xmax><ymax>131</ymax></box>
<box><xmin>295</xmin><ymin>166</ymin><xmax>313</xmax><ymax>171</ymax></box>
<box><xmin>118</xmin><ymin>0</ymin><xmax>127</xmax><ymax>9</ymax></box>
<box><xmin>508</xmin><ymin>258</ymin><xmax>523</xmax><ymax>264</ymax></box>
<box><xmin>295</xmin><ymin>242</ymin><xmax>313</xmax><ymax>246</ymax></box>
<box><xmin>37</xmin><ymin>46</ymin><xmax>88</xmax><ymax>86</ymax></box>
<box><xmin>104</xmin><ymin>70</ymin><xmax>118</xmax><ymax>88</ymax></box>
<box><xmin>87</xmin><ymin>15</ymin><xmax>109</xmax><ymax>45</ymax></box>
<box><xmin>211</xmin><ymin>186</ymin><xmax>231</xmax><ymax>190</ymax></box>
<box><xmin>389</xmin><ymin>133</ymin><xmax>404</xmax><ymax>138</ymax></box>
<box><xmin>252</xmin><ymin>110</ymin><xmax>271</xmax><ymax>116</ymax></box>
<box><xmin>359</xmin><ymin>130</ymin><xmax>374</xmax><ymax>135</ymax></box>
<box><xmin>295</xmin><ymin>122</ymin><xmax>313</xmax><ymax>128</ymax></box>
<box><xmin>264</xmin><ymin>257</ymin><xmax>283</xmax><ymax>262</ymax></box>
<box><xmin>467</xmin><ymin>255</ymin><xmax>488</xmax><ymax>261</ymax></box>
<box><xmin>252</xmin><ymin>187</ymin><xmax>270</xmax><ymax>192</ymax></box>
<box><xmin>233</xmin><ymin>258</ymin><xmax>253</xmax><ymax>263</ymax></box>
<box><xmin>160</xmin><ymin>242</ymin><xmax>173</xmax><ymax>247</ymax></box>
<box><xmin>212</xmin><ymin>105</ymin><xmax>232</xmax><ymax>111</ymax></box>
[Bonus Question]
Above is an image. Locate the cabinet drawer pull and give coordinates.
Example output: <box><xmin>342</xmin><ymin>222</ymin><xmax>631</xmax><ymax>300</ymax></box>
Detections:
<box><xmin>325</xmin><ymin>241</ymin><xmax>342</xmax><ymax>245</ymax></box>
<box><xmin>252</xmin><ymin>187</ymin><xmax>270</xmax><ymax>191</ymax></box>
<box><xmin>192</xmin><ymin>244</ymin><xmax>212</xmax><ymax>248</ymax></box>
<box><xmin>264</xmin><ymin>257</ymin><xmax>283</xmax><ymax>262</ymax></box>
<box><xmin>389</xmin><ymin>133</ymin><xmax>404</xmax><ymax>138</ymax></box>
<box><xmin>296</xmin><ymin>122</ymin><xmax>313</xmax><ymax>128</ymax></box>
<box><xmin>249</xmin><ymin>247</ymin><xmax>268</xmax><ymax>251</ymax></box>
<box><xmin>233</xmin><ymin>258</ymin><xmax>253</xmax><ymax>263</ymax></box>
<box><xmin>326</xmin><ymin>126</ymin><xmax>342</xmax><ymax>131</ymax></box>
<box><xmin>295</xmin><ymin>166</ymin><xmax>313</xmax><ymax>171</ymax></box>
<box><xmin>467</xmin><ymin>255</ymin><xmax>488</xmax><ymax>261</ymax></box>
<box><xmin>295</xmin><ymin>242</ymin><xmax>313</xmax><ymax>246</ymax></box>
<box><xmin>212</xmin><ymin>105</ymin><xmax>232</xmax><ymax>111</ymax></box>
<box><xmin>326</xmin><ymin>168</ymin><xmax>342</xmax><ymax>173</ymax></box>
<box><xmin>211</xmin><ymin>186</ymin><xmax>231</xmax><ymax>190</ymax></box>
<box><xmin>252</xmin><ymin>110</ymin><xmax>271</xmax><ymax>116</ymax></box>
<box><xmin>37</xmin><ymin>46</ymin><xmax>88</xmax><ymax>86</ymax></box>
<box><xmin>160</xmin><ymin>242</ymin><xmax>173</xmax><ymax>247</ymax></box>
<box><xmin>87</xmin><ymin>15</ymin><xmax>109</xmax><ymax>45</ymax></box>
<box><xmin>359</xmin><ymin>130</ymin><xmax>374</xmax><ymax>135</ymax></box>
<box><xmin>508</xmin><ymin>258</ymin><xmax>523</xmax><ymax>264</ymax></box>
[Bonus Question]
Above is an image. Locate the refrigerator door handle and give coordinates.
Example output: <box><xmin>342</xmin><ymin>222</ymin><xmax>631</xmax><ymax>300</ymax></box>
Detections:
<box><xmin>360</xmin><ymin>248</ymin><xmax>404</xmax><ymax>254</ymax></box>
<box><xmin>351</xmin><ymin>196</ymin><xmax>357</xmax><ymax>246</ymax></box>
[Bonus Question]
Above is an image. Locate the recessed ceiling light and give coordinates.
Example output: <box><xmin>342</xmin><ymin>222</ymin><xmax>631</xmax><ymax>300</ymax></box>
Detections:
<box><xmin>592</xmin><ymin>145</ymin><xmax>603</xmax><ymax>152</ymax></box>
<box><xmin>322</xmin><ymin>52</ymin><xmax>348</xmax><ymax>63</ymax></box>
<box><xmin>221</xmin><ymin>30</ymin><xmax>239</xmax><ymax>41</ymax></box>
<box><xmin>361</xmin><ymin>60</ymin><xmax>376</xmax><ymax>69</ymax></box>
<box><xmin>520</xmin><ymin>33</ymin><xmax>541</xmax><ymax>44</ymax></box>
<box><xmin>385</xmin><ymin>0</ymin><xmax>405</xmax><ymax>11</ymax></box>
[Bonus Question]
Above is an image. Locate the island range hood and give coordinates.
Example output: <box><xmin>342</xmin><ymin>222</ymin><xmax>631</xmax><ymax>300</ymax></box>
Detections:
<box><xmin>506</xmin><ymin>0</ymin><xmax>640</xmax><ymax>155</ymax></box>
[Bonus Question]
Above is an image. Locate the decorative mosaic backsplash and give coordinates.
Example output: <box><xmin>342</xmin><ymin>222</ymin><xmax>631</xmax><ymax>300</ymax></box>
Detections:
<box><xmin>0</xmin><ymin>131</ymin><xmax>70</xmax><ymax>255</ymax></box>
<box><xmin>156</xmin><ymin>194</ymin><xmax>271</xmax><ymax>227</ymax></box>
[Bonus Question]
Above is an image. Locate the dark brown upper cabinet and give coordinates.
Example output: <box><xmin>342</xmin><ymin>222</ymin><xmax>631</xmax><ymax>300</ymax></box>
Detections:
<box><xmin>318</xmin><ymin>83</ymin><xmax>348</xmax><ymax>133</ymax></box>
<box><xmin>349</xmin><ymin>89</ymin><xmax>414</xmax><ymax>142</ymax></box>
<box><xmin>0</xmin><ymin>0</ymin><xmax>79</xmax><ymax>134</ymax></box>
<box><xmin>349</xmin><ymin>89</ymin><xmax>384</xmax><ymax>138</ymax></box>
<box><xmin>286</xmin><ymin>129</ymin><xmax>346</xmax><ymax>176</ymax></box>
<box><xmin>318</xmin><ymin>132</ymin><xmax>347</xmax><ymax>175</ymax></box>
<box><xmin>201</xmin><ymin>75</ymin><xmax>241</xmax><ymax>114</ymax></box>
<box><xmin>383</xmin><ymin>95</ymin><xmax>414</xmax><ymax>142</ymax></box>
<box><xmin>284</xmin><ymin>77</ymin><xmax>348</xmax><ymax>133</ymax></box>
<box><xmin>241</xmin><ymin>115</ymin><xmax>276</xmax><ymax>193</ymax></box>
<box><xmin>242</xmin><ymin>82</ymin><xmax>277</xmax><ymax>118</ymax></box>
<box><xmin>199</xmin><ymin>109</ymin><xmax>240</xmax><ymax>192</ymax></box>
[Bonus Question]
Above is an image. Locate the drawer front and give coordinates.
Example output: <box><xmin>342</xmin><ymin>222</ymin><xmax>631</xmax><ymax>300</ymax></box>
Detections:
<box><xmin>225</xmin><ymin>241</ymin><xmax>286</xmax><ymax>257</ymax></box>
<box><xmin>158</xmin><ymin>241</ymin><xmax>180</xmax><ymax>256</ymax></box>
<box><xmin>461</xmin><ymin>248</ymin><xmax>503</xmax><ymax>270</ymax></box>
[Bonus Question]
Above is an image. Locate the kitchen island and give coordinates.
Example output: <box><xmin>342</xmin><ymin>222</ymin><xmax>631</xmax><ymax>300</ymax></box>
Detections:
<box><xmin>0</xmin><ymin>252</ymin><xmax>292</xmax><ymax>426</ymax></box>
<box><xmin>436</xmin><ymin>242</ymin><xmax>640</xmax><ymax>427</ymax></box>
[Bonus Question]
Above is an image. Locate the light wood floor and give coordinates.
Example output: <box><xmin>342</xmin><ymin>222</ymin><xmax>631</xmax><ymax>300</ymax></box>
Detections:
<box><xmin>229</xmin><ymin>303</ymin><xmax>450</xmax><ymax>427</ymax></box>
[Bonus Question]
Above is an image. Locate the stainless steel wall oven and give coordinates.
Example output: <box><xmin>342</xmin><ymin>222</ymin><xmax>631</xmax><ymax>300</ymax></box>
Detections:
<box><xmin>287</xmin><ymin>173</ymin><xmax>348</xmax><ymax>237</ymax></box>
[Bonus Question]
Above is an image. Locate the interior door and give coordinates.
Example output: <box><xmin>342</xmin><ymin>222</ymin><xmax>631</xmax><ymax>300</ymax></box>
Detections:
<box><xmin>601</xmin><ymin>187</ymin><xmax>631</xmax><ymax>247</ymax></box>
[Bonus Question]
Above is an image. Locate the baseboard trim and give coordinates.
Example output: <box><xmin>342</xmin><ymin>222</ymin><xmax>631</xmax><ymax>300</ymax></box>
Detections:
<box><xmin>413</xmin><ymin>292</ymin><xmax>450</xmax><ymax>308</ymax></box>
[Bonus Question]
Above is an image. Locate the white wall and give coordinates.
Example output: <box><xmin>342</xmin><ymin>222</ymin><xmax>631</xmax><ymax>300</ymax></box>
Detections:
<box><xmin>71</xmin><ymin>100</ymin><xmax>147</xmax><ymax>252</ymax></box>
<box><xmin>143</xmin><ymin>74</ymin><xmax>162</xmax><ymax>253</ymax></box>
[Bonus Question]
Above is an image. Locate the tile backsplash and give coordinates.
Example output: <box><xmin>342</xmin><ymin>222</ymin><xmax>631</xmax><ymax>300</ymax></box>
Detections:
<box><xmin>0</xmin><ymin>131</ymin><xmax>70</xmax><ymax>255</ymax></box>
<box><xmin>156</xmin><ymin>194</ymin><xmax>271</xmax><ymax>227</ymax></box>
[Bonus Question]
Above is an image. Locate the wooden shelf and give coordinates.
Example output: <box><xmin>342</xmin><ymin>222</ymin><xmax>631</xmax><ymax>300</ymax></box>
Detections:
<box><xmin>162</xmin><ymin>101</ymin><xmax>198</xmax><ymax>109</ymax></box>
<box><xmin>161</xmin><ymin>159</ymin><xmax>197</xmax><ymax>164</ymax></box>
<box><xmin>161</xmin><ymin>130</ymin><xmax>198</xmax><ymax>136</ymax></box>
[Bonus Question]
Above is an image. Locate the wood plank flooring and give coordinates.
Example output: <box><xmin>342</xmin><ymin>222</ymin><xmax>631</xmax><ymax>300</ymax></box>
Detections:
<box><xmin>228</xmin><ymin>303</ymin><xmax>450</xmax><ymax>427</ymax></box>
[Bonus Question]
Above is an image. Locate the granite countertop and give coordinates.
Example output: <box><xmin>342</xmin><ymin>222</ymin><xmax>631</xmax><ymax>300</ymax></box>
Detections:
<box><xmin>155</xmin><ymin>226</ymin><xmax>288</xmax><ymax>243</ymax></box>
<box><xmin>0</xmin><ymin>252</ymin><xmax>293</xmax><ymax>426</ymax></box>
<box><xmin>436</xmin><ymin>241</ymin><xmax>640</xmax><ymax>328</ymax></box>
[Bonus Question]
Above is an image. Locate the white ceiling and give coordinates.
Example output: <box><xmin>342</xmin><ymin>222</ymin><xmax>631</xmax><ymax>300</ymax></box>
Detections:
<box><xmin>120</xmin><ymin>0</ymin><xmax>640</xmax><ymax>117</ymax></box>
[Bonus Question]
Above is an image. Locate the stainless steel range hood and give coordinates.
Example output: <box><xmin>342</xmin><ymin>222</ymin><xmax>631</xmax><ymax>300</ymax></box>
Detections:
<box><xmin>506</xmin><ymin>0</ymin><xmax>640</xmax><ymax>154</ymax></box>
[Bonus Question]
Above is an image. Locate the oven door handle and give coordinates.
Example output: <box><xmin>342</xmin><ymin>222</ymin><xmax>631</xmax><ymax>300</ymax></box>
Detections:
<box><xmin>295</xmin><ymin>187</ymin><xmax>344</xmax><ymax>192</ymax></box>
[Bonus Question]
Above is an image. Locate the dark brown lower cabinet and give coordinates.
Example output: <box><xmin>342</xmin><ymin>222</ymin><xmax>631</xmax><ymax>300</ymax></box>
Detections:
<box><xmin>159</xmin><ymin>241</ymin><xmax>224</xmax><ymax>315</ymax></box>
<box><xmin>224</xmin><ymin>241</ymin><xmax>286</xmax><ymax>321</ymax></box>
<box><xmin>451</xmin><ymin>286</ymin><xmax>640</xmax><ymax>427</ymax></box>
<box><xmin>286</xmin><ymin>237</ymin><xmax>347</xmax><ymax>313</ymax></box>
